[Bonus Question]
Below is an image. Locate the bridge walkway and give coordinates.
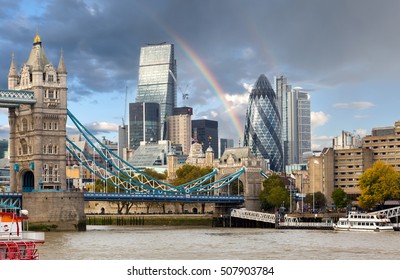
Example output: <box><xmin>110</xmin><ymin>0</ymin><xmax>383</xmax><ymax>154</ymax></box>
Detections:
<box><xmin>370</xmin><ymin>206</ymin><xmax>400</xmax><ymax>219</ymax></box>
<box><xmin>230</xmin><ymin>208</ymin><xmax>334</xmax><ymax>229</ymax></box>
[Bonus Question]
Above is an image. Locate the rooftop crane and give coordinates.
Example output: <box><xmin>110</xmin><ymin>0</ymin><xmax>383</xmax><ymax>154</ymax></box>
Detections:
<box><xmin>169</xmin><ymin>70</ymin><xmax>189</xmax><ymax>105</ymax></box>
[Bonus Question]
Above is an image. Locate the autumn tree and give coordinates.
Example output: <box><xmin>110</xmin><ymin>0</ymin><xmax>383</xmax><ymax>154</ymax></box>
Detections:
<box><xmin>172</xmin><ymin>164</ymin><xmax>213</xmax><ymax>186</ymax></box>
<box><xmin>259</xmin><ymin>174</ymin><xmax>289</xmax><ymax>212</ymax></box>
<box><xmin>358</xmin><ymin>160</ymin><xmax>400</xmax><ymax>210</ymax></box>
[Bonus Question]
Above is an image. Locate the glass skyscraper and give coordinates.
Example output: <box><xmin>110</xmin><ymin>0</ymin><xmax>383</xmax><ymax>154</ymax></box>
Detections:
<box><xmin>136</xmin><ymin>43</ymin><xmax>177</xmax><ymax>140</ymax></box>
<box><xmin>275</xmin><ymin>75</ymin><xmax>291</xmax><ymax>167</ymax></box>
<box><xmin>192</xmin><ymin>119</ymin><xmax>219</xmax><ymax>159</ymax></box>
<box><xmin>294</xmin><ymin>88</ymin><xmax>311</xmax><ymax>163</ymax></box>
<box><xmin>129</xmin><ymin>102</ymin><xmax>160</xmax><ymax>149</ymax></box>
<box><xmin>244</xmin><ymin>74</ymin><xmax>283</xmax><ymax>172</ymax></box>
<box><xmin>220</xmin><ymin>138</ymin><xmax>234</xmax><ymax>158</ymax></box>
<box><xmin>275</xmin><ymin>75</ymin><xmax>311</xmax><ymax>166</ymax></box>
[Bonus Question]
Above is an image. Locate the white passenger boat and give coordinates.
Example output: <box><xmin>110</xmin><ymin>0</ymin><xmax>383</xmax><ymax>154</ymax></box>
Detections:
<box><xmin>333</xmin><ymin>211</ymin><xmax>394</xmax><ymax>232</ymax></box>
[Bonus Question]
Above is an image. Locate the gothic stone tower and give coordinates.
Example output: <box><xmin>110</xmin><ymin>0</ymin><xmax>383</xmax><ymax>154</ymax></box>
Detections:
<box><xmin>8</xmin><ymin>33</ymin><xmax>67</xmax><ymax>192</ymax></box>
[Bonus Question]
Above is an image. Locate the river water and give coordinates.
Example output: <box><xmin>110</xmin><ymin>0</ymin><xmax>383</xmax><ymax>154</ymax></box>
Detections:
<box><xmin>38</xmin><ymin>225</ymin><xmax>400</xmax><ymax>260</ymax></box>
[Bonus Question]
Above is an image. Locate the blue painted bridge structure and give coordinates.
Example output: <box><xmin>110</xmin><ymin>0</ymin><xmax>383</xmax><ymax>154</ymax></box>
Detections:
<box><xmin>1</xmin><ymin>192</ymin><xmax>244</xmax><ymax>208</ymax></box>
<box><xmin>0</xmin><ymin>90</ymin><xmax>247</xmax><ymax>209</ymax></box>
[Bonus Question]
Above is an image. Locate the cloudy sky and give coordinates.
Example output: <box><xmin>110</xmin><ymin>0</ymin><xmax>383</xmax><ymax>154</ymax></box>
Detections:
<box><xmin>1</xmin><ymin>0</ymin><xmax>400</xmax><ymax>150</ymax></box>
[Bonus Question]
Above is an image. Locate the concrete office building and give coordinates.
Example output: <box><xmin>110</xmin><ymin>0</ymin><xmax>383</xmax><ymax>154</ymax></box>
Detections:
<box><xmin>166</xmin><ymin>107</ymin><xmax>193</xmax><ymax>155</ymax></box>
<box><xmin>363</xmin><ymin>121</ymin><xmax>400</xmax><ymax>172</ymax></box>
<box><xmin>333</xmin><ymin>130</ymin><xmax>362</xmax><ymax>150</ymax></box>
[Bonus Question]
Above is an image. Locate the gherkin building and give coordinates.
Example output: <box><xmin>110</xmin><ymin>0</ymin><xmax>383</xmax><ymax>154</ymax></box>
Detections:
<box><xmin>244</xmin><ymin>74</ymin><xmax>283</xmax><ymax>172</ymax></box>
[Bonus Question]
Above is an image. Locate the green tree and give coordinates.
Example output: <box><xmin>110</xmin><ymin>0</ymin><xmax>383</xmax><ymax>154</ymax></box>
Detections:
<box><xmin>172</xmin><ymin>164</ymin><xmax>213</xmax><ymax>186</ymax></box>
<box><xmin>142</xmin><ymin>168</ymin><xmax>167</xmax><ymax>180</ymax></box>
<box><xmin>259</xmin><ymin>174</ymin><xmax>289</xmax><ymax>212</ymax></box>
<box><xmin>304</xmin><ymin>191</ymin><xmax>326</xmax><ymax>212</ymax></box>
<box><xmin>358</xmin><ymin>160</ymin><xmax>400</xmax><ymax>210</ymax></box>
<box><xmin>331</xmin><ymin>188</ymin><xmax>349</xmax><ymax>210</ymax></box>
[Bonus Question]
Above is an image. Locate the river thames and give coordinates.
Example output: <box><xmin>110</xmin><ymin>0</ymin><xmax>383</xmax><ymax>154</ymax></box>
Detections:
<box><xmin>38</xmin><ymin>225</ymin><xmax>400</xmax><ymax>260</ymax></box>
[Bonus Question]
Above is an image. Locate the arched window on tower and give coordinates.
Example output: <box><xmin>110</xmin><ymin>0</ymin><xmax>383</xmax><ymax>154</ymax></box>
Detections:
<box><xmin>22</xmin><ymin>118</ymin><xmax>28</xmax><ymax>132</ymax></box>
<box><xmin>21</xmin><ymin>139</ymin><xmax>28</xmax><ymax>155</ymax></box>
<box><xmin>48</xmin><ymin>166</ymin><xmax>53</xmax><ymax>182</ymax></box>
<box><xmin>43</xmin><ymin>164</ymin><xmax>48</xmax><ymax>182</ymax></box>
<box><xmin>54</xmin><ymin>165</ymin><xmax>59</xmax><ymax>182</ymax></box>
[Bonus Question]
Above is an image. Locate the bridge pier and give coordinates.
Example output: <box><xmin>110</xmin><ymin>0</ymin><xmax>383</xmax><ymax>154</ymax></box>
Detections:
<box><xmin>214</xmin><ymin>203</ymin><xmax>242</xmax><ymax>215</ymax></box>
<box><xmin>22</xmin><ymin>192</ymin><xmax>86</xmax><ymax>231</ymax></box>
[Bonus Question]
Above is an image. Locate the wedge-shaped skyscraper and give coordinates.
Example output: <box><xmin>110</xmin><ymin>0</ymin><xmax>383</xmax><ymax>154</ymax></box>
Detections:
<box><xmin>244</xmin><ymin>74</ymin><xmax>283</xmax><ymax>172</ymax></box>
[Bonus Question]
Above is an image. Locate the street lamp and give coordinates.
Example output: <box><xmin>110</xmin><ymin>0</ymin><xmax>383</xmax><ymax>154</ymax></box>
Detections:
<box><xmin>313</xmin><ymin>159</ymin><xmax>319</xmax><ymax>213</ymax></box>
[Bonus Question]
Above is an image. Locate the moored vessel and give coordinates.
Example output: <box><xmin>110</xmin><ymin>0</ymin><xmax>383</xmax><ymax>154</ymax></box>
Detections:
<box><xmin>0</xmin><ymin>205</ymin><xmax>45</xmax><ymax>260</ymax></box>
<box><xmin>333</xmin><ymin>211</ymin><xmax>394</xmax><ymax>232</ymax></box>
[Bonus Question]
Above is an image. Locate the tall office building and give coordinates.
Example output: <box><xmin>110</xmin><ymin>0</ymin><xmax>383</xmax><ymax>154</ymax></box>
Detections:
<box><xmin>275</xmin><ymin>75</ymin><xmax>311</xmax><ymax>166</ymax></box>
<box><xmin>275</xmin><ymin>75</ymin><xmax>291</xmax><ymax>167</ymax></box>
<box><xmin>295</xmin><ymin>88</ymin><xmax>311</xmax><ymax>163</ymax></box>
<box><xmin>128</xmin><ymin>102</ymin><xmax>160</xmax><ymax>149</ymax></box>
<box><xmin>136</xmin><ymin>43</ymin><xmax>177</xmax><ymax>140</ymax></box>
<box><xmin>166</xmin><ymin>107</ymin><xmax>193</xmax><ymax>155</ymax></box>
<box><xmin>244</xmin><ymin>74</ymin><xmax>283</xmax><ymax>172</ymax></box>
<box><xmin>220</xmin><ymin>138</ymin><xmax>234</xmax><ymax>158</ymax></box>
<box><xmin>118</xmin><ymin>125</ymin><xmax>128</xmax><ymax>159</ymax></box>
<box><xmin>192</xmin><ymin>119</ymin><xmax>218</xmax><ymax>159</ymax></box>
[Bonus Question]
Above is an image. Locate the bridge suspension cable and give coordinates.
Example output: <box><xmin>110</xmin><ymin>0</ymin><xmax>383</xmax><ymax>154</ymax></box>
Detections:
<box><xmin>66</xmin><ymin>110</ymin><xmax>244</xmax><ymax>194</ymax></box>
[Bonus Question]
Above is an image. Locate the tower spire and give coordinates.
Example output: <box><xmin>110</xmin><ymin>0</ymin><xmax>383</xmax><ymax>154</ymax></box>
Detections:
<box><xmin>33</xmin><ymin>29</ymin><xmax>41</xmax><ymax>45</ymax></box>
<box><xmin>57</xmin><ymin>49</ymin><xmax>67</xmax><ymax>74</ymax></box>
<box><xmin>8</xmin><ymin>52</ymin><xmax>18</xmax><ymax>77</ymax></box>
<box><xmin>33</xmin><ymin>47</ymin><xmax>42</xmax><ymax>71</ymax></box>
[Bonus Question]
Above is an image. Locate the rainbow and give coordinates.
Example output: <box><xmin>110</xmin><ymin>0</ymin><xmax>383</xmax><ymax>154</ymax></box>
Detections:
<box><xmin>141</xmin><ymin>8</ymin><xmax>245</xmax><ymax>141</ymax></box>
<box><xmin>168</xmin><ymin>31</ymin><xmax>244</xmax><ymax>141</ymax></box>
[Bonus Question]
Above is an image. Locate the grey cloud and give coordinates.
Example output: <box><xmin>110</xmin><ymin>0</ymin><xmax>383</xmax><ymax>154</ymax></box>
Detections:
<box><xmin>333</xmin><ymin>102</ymin><xmax>375</xmax><ymax>110</ymax></box>
<box><xmin>1</xmin><ymin>0</ymin><xmax>400</xmax><ymax>138</ymax></box>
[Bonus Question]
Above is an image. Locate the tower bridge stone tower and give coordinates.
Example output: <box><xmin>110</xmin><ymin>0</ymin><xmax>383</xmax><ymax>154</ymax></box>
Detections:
<box><xmin>216</xmin><ymin>147</ymin><xmax>264</xmax><ymax>211</ymax></box>
<box><xmin>4</xmin><ymin>34</ymin><xmax>85</xmax><ymax>230</ymax></box>
<box><xmin>8</xmin><ymin>33</ymin><xmax>67</xmax><ymax>192</ymax></box>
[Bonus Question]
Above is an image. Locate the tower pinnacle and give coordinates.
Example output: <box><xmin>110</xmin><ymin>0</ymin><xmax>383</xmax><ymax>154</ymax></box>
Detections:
<box><xmin>8</xmin><ymin>53</ymin><xmax>18</xmax><ymax>77</ymax></box>
<box><xmin>33</xmin><ymin>30</ymin><xmax>41</xmax><ymax>45</ymax></box>
<box><xmin>57</xmin><ymin>49</ymin><xmax>67</xmax><ymax>74</ymax></box>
